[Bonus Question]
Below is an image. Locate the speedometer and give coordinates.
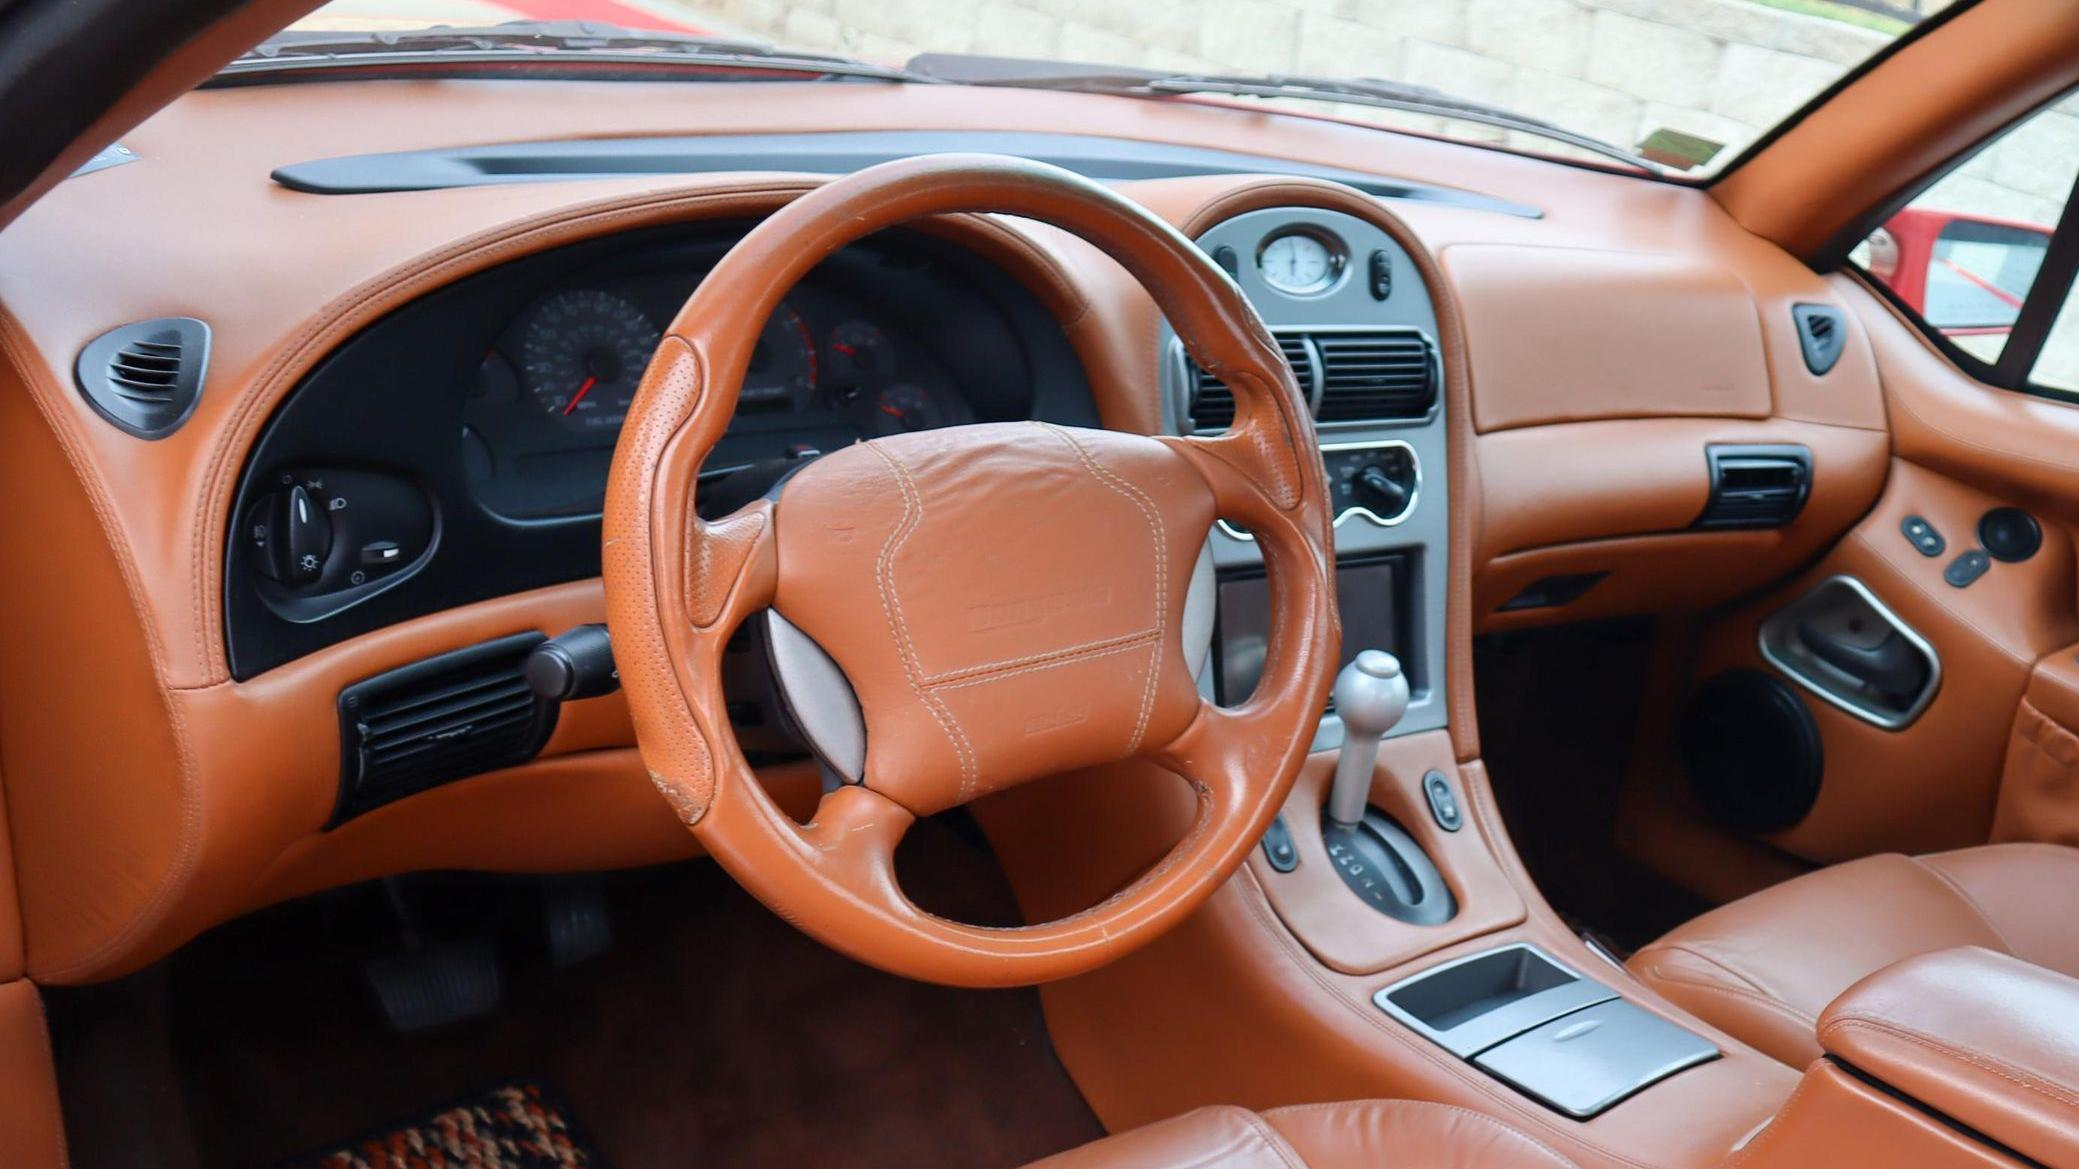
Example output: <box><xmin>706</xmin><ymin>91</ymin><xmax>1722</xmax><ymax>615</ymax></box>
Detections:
<box><xmin>519</xmin><ymin>289</ymin><xmax>660</xmax><ymax>432</ymax></box>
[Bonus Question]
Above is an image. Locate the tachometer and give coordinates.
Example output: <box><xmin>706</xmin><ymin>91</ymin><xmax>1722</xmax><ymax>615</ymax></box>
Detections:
<box><xmin>519</xmin><ymin>289</ymin><xmax>661</xmax><ymax>432</ymax></box>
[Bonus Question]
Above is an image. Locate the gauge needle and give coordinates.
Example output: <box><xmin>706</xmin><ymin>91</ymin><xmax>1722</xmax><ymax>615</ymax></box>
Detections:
<box><xmin>563</xmin><ymin>375</ymin><xmax>598</xmax><ymax>416</ymax></box>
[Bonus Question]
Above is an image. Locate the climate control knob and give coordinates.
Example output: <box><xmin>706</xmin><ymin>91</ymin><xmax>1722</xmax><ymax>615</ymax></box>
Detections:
<box><xmin>1353</xmin><ymin>464</ymin><xmax>1412</xmax><ymax>517</ymax></box>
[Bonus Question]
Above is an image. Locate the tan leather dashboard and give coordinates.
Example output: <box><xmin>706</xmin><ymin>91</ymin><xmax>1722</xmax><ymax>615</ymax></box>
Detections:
<box><xmin>0</xmin><ymin>76</ymin><xmax>1892</xmax><ymax>982</ymax></box>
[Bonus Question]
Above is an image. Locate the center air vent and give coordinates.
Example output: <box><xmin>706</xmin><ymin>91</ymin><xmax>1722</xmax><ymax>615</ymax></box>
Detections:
<box><xmin>1315</xmin><ymin>331</ymin><xmax>1438</xmax><ymax>422</ymax></box>
<box><xmin>74</xmin><ymin>317</ymin><xmax>210</xmax><ymax>439</ymax></box>
<box><xmin>335</xmin><ymin>633</ymin><xmax>558</xmax><ymax>823</ymax></box>
<box><xmin>1188</xmin><ymin>333</ymin><xmax>1312</xmax><ymax>431</ymax></box>
<box><xmin>1696</xmin><ymin>444</ymin><xmax>1812</xmax><ymax>530</ymax></box>
<box><xmin>1184</xmin><ymin>328</ymin><xmax>1436</xmax><ymax>432</ymax></box>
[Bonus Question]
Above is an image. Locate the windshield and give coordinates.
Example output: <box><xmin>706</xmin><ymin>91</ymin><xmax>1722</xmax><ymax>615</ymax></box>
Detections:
<box><xmin>284</xmin><ymin>0</ymin><xmax>1955</xmax><ymax>176</ymax></box>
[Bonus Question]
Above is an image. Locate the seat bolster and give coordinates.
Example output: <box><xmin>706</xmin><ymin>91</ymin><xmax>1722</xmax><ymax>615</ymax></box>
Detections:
<box><xmin>1919</xmin><ymin>843</ymin><xmax>2079</xmax><ymax>978</ymax></box>
<box><xmin>1626</xmin><ymin>853</ymin><xmax>2009</xmax><ymax>1066</ymax></box>
<box><xmin>1021</xmin><ymin>1105</ymin><xmax>1306</xmax><ymax>1169</ymax></box>
<box><xmin>1263</xmin><ymin>1100</ymin><xmax>1578</xmax><ymax>1169</ymax></box>
<box><xmin>1626</xmin><ymin>945</ymin><xmax>1824</xmax><ymax>1067</ymax></box>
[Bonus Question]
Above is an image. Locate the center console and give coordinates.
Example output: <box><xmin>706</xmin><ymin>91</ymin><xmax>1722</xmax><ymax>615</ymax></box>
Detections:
<box><xmin>1166</xmin><ymin>205</ymin><xmax>1449</xmax><ymax>751</ymax></box>
<box><xmin>1077</xmin><ymin>200</ymin><xmax>1793</xmax><ymax>1168</ymax></box>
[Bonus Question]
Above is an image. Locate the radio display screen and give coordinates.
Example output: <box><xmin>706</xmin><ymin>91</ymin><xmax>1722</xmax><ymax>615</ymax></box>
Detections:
<box><xmin>1213</xmin><ymin>555</ymin><xmax>1414</xmax><ymax>707</ymax></box>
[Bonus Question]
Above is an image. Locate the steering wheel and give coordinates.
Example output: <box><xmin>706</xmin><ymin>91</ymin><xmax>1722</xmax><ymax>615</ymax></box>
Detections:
<box><xmin>602</xmin><ymin>155</ymin><xmax>1339</xmax><ymax>988</ymax></box>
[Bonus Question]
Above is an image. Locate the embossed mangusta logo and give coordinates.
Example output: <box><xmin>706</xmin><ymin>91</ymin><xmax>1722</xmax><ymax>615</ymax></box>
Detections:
<box><xmin>965</xmin><ymin>584</ymin><xmax>1113</xmax><ymax>633</ymax></box>
<box><xmin>1023</xmin><ymin>705</ymin><xmax>1090</xmax><ymax>735</ymax></box>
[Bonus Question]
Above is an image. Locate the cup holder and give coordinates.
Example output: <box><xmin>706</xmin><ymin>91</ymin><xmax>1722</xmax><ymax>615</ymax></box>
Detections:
<box><xmin>1373</xmin><ymin>943</ymin><xmax>1614</xmax><ymax>1057</ymax></box>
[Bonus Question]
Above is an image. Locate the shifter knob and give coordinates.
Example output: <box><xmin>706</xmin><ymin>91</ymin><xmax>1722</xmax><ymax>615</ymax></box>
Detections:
<box><xmin>1327</xmin><ymin>651</ymin><xmax>1409</xmax><ymax>827</ymax></box>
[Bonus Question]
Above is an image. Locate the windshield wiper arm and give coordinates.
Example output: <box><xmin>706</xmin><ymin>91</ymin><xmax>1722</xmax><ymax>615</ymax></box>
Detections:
<box><xmin>221</xmin><ymin>21</ymin><xmax>930</xmax><ymax>83</ymax></box>
<box><xmin>905</xmin><ymin>54</ymin><xmax>1652</xmax><ymax>172</ymax></box>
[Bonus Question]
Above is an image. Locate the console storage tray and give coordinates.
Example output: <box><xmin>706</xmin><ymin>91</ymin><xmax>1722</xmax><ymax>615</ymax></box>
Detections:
<box><xmin>1375</xmin><ymin>943</ymin><xmax>1718</xmax><ymax>1118</ymax></box>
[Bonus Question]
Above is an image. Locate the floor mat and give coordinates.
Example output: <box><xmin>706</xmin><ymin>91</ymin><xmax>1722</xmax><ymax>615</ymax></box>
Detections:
<box><xmin>282</xmin><ymin>1082</ymin><xmax>602</xmax><ymax>1169</ymax></box>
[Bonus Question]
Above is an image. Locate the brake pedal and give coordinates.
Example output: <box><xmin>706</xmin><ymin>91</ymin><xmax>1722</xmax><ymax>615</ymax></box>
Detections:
<box><xmin>364</xmin><ymin>936</ymin><xmax>504</xmax><ymax>1031</ymax></box>
<box><xmin>540</xmin><ymin>875</ymin><xmax>611</xmax><ymax>968</ymax></box>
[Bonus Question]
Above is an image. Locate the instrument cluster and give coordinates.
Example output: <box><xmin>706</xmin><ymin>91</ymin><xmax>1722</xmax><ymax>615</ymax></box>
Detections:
<box><xmin>229</xmin><ymin>223</ymin><xmax>1093</xmax><ymax>677</ymax></box>
<box><xmin>461</xmin><ymin>237</ymin><xmax>986</xmax><ymax>519</ymax></box>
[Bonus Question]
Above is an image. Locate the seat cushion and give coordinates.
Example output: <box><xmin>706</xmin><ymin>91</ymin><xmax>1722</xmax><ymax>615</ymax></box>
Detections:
<box><xmin>1628</xmin><ymin>843</ymin><xmax>2079</xmax><ymax>1067</ymax></box>
<box><xmin>1021</xmin><ymin>1101</ymin><xmax>1576</xmax><ymax>1169</ymax></box>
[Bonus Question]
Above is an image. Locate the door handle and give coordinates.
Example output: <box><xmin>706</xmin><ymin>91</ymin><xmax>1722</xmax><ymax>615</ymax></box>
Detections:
<box><xmin>1795</xmin><ymin>624</ymin><xmax>1930</xmax><ymax>707</ymax></box>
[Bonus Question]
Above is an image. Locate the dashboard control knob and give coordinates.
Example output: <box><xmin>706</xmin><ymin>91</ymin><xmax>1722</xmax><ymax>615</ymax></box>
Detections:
<box><xmin>1353</xmin><ymin>464</ymin><xmax>1412</xmax><ymax>517</ymax></box>
<box><xmin>246</xmin><ymin>484</ymin><xmax>335</xmax><ymax>583</ymax></box>
<box><xmin>281</xmin><ymin>484</ymin><xmax>333</xmax><ymax>583</ymax></box>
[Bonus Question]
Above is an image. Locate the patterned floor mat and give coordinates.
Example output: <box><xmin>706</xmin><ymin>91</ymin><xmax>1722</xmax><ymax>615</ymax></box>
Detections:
<box><xmin>283</xmin><ymin>1081</ymin><xmax>602</xmax><ymax>1169</ymax></box>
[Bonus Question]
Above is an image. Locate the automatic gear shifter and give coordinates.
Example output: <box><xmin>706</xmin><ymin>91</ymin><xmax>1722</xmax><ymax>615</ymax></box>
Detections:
<box><xmin>1320</xmin><ymin>651</ymin><xmax>1456</xmax><ymax>925</ymax></box>
<box><xmin>1328</xmin><ymin>650</ymin><xmax>1410</xmax><ymax>827</ymax></box>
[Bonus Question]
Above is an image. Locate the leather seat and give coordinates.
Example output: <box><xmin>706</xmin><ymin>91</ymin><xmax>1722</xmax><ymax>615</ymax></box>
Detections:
<box><xmin>1629</xmin><ymin>842</ymin><xmax>2079</xmax><ymax>1067</ymax></box>
<box><xmin>1022</xmin><ymin>1100</ymin><xmax>1576</xmax><ymax>1168</ymax></box>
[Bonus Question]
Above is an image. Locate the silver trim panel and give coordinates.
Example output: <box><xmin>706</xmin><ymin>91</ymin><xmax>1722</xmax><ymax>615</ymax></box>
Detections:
<box><xmin>1757</xmin><ymin>574</ymin><xmax>1941</xmax><ymax>731</ymax></box>
<box><xmin>1215</xmin><ymin>438</ymin><xmax>1421</xmax><ymax>542</ymax></box>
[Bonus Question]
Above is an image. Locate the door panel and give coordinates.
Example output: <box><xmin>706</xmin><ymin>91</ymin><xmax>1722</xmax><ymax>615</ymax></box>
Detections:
<box><xmin>1641</xmin><ymin>278</ymin><xmax>2079</xmax><ymax>876</ymax></box>
<box><xmin>1688</xmin><ymin>458</ymin><xmax>2074</xmax><ymax>862</ymax></box>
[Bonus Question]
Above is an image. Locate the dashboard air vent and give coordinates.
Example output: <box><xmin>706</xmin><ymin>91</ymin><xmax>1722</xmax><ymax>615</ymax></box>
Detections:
<box><xmin>335</xmin><ymin>633</ymin><xmax>557</xmax><ymax>823</ymax></box>
<box><xmin>1315</xmin><ymin>330</ymin><xmax>1437</xmax><ymax>423</ymax></box>
<box><xmin>74</xmin><ymin>317</ymin><xmax>210</xmax><ymax>439</ymax></box>
<box><xmin>1696</xmin><ymin>444</ymin><xmax>1812</xmax><ymax>530</ymax></box>
<box><xmin>1188</xmin><ymin>333</ymin><xmax>1312</xmax><ymax>432</ymax></box>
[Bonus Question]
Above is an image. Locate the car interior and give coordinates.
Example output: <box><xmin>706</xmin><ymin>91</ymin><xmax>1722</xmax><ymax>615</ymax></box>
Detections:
<box><xmin>3</xmin><ymin>0</ymin><xmax>2079</xmax><ymax>1166</ymax></box>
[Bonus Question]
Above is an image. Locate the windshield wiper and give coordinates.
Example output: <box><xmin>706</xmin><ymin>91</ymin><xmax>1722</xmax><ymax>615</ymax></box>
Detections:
<box><xmin>906</xmin><ymin>54</ymin><xmax>1653</xmax><ymax>173</ymax></box>
<box><xmin>218</xmin><ymin>21</ymin><xmax>931</xmax><ymax>83</ymax></box>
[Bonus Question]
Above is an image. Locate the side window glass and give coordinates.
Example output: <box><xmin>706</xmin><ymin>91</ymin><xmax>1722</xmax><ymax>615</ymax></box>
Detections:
<box><xmin>1853</xmin><ymin>96</ymin><xmax>2079</xmax><ymax>373</ymax></box>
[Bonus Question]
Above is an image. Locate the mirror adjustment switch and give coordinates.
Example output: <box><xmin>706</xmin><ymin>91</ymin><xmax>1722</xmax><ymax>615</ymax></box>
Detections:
<box><xmin>1944</xmin><ymin>549</ymin><xmax>1991</xmax><ymax>588</ymax></box>
<box><xmin>1900</xmin><ymin>515</ymin><xmax>1944</xmax><ymax>558</ymax></box>
<box><xmin>1423</xmin><ymin>770</ymin><xmax>1463</xmax><ymax>832</ymax></box>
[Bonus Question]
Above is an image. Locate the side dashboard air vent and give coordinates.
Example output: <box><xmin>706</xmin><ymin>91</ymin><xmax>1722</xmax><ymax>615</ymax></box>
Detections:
<box><xmin>1697</xmin><ymin>444</ymin><xmax>1812</xmax><ymax>530</ymax></box>
<box><xmin>335</xmin><ymin>633</ymin><xmax>557</xmax><ymax>823</ymax></box>
<box><xmin>74</xmin><ymin>317</ymin><xmax>210</xmax><ymax>439</ymax></box>
<box><xmin>1187</xmin><ymin>333</ymin><xmax>1312</xmax><ymax>432</ymax></box>
<box><xmin>1315</xmin><ymin>331</ymin><xmax>1437</xmax><ymax>423</ymax></box>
